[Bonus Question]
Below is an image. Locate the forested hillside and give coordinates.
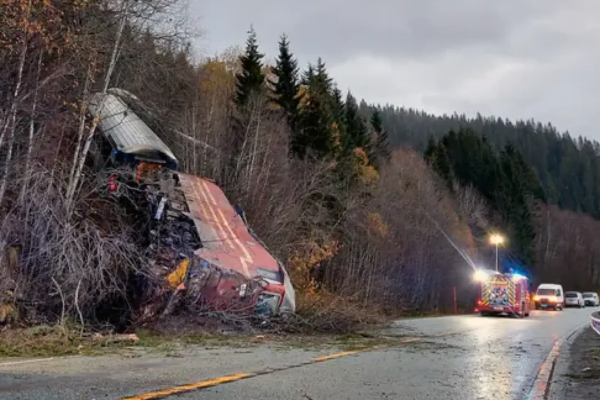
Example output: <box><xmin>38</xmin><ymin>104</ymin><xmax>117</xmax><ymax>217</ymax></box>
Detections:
<box><xmin>0</xmin><ymin>0</ymin><xmax>597</xmax><ymax>332</ymax></box>
<box><xmin>360</xmin><ymin>104</ymin><xmax>600</xmax><ymax>218</ymax></box>
<box><xmin>359</xmin><ymin>104</ymin><xmax>600</xmax><ymax>289</ymax></box>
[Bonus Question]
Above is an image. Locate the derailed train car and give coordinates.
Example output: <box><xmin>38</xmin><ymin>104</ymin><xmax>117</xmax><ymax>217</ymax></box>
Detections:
<box><xmin>174</xmin><ymin>174</ymin><xmax>295</xmax><ymax>314</ymax></box>
<box><xmin>88</xmin><ymin>89</ymin><xmax>179</xmax><ymax>171</ymax></box>
<box><xmin>88</xmin><ymin>89</ymin><xmax>296</xmax><ymax>316</ymax></box>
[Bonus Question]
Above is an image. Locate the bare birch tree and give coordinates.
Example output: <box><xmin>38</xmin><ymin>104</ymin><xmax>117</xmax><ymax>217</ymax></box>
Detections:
<box><xmin>65</xmin><ymin>0</ymin><xmax>132</xmax><ymax>210</ymax></box>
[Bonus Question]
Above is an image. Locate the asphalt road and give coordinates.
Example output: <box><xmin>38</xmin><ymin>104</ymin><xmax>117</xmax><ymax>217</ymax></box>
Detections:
<box><xmin>0</xmin><ymin>308</ymin><xmax>593</xmax><ymax>400</ymax></box>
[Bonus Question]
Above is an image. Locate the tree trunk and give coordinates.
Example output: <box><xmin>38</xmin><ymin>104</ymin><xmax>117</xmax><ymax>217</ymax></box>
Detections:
<box><xmin>65</xmin><ymin>0</ymin><xmax>132</xmax><ymax>212</ymax></box>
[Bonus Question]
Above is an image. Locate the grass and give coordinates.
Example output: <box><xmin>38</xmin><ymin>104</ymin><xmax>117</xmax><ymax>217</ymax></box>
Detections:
<box><xmin>133</xmin><ymin>329</ymin><xmax>414</xmax><ymax>353</ymax></box>
<box><xmin>0</xmin><ymin>302</ymin><xmax>450</xmax><ymax>359</ymax></box>
<box><xmin>0</xmin><ymin>325</ymin><xmax>135</xmax><ymax>358</ymax></box>
<box><xmin>0</xmin><ymin>323</ymin><xmax>419</xmax><ymax>359</ymax></box>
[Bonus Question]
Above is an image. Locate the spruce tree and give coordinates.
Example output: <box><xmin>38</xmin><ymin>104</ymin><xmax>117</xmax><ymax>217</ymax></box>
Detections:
<box><xmin>235</xmin><ymin>26</ymin><xmax>265</xmax><ymax>108</ymax></box>
<box><xmin>292</xmin><ymin>62</ymin><xmax>336</xmax><ymax>159</ymax></box>
<box><xmin>425</xmin><ymin>137</ymin><xmax>453</xmax><ymax>187</ymax></box>
<box><xmin>504</xmin><ymin>143</ymin><xmax>546</xmax><ymax>202</ymax></box>
<box><xmin>496</xmin><ymin>145</ymin><xmax>538</xmax><ymax>266</ymax></box>
<box><xmin>330</xmin><ymin>86</ymin><xmax>345</xmax><ymax>127</ymax></box>
<box><xmin>424</xmin><ymin>136</ymin><xmax>437</xmax><ymax>161</ymax></box>
<box><xmin>270</xmin><ymin>34</ymin><xmax>300</xmax><ymax>125</ymax></box>
<box><xmin>301</xmin><ymin>63</ymin><xmax>315</xmax><ymax>86</ymax></box>
<box><xmin>344</xmin><ymin>91</ymin><xmax>370</xmax><ymax>153</ymax></box>
<box><xmin>294</xmin><ymin>91</ymin><xmax>334</xmax><ymax>159</ymax></box>
<box><xmin>430</xmin><ymin>128</ymin><xmax>539</xmax><ymax>267</ymax></box>
<box><xmin>313</xmin><ymin>58</ymin><xmax>333</xmax><ymax>93</ymax></box>
<box><xmin>330</xmin><ymin>85</ymin><xmax>346</xmax><ymax>156</ymax></box>
<box><xmin>370</xmin><ymin>110</ymin><xmax>391</xmax><ymax>166</ymax></box>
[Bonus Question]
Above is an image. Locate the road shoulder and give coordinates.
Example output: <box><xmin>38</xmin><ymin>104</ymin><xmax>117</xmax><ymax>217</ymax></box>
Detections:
<box><xmin>549</xmin><ymin>325</ymin><xmax>600</xmax><ymax>400</ymax></box>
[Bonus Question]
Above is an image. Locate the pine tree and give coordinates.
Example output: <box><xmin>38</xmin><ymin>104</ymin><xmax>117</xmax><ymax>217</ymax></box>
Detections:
<box><xmin>313</xmin><ymin>58</ymin><xmax>333</xmax><ymax>93</ymax></box>
<box><xmin>344</xmin><ymin>91</ymin><xmax>370</xmax><ymax>154</ymax></box>
<box><xmin>235</xmin><ymin>26</ymin><xmax>265</xmax><ymax>108</ymax></box>
<box><xmin>270</xmin><ymin>34</ymin><xmax>300</xmax><ymax>125</ymax></box>
<box><xmin>425</xmin><ymin>137</ymin><xmax>453</xmax><ymax>186</ymax></box>
<box><xmin>496</xmin><ymin>144</ymin><xmax>538</xmax><ymax>266</ymax></box>
<box><xmin>292</xmin><ymin>61</ymin><xmax>338</xmax><ymax>159</ymax></box>
<box><xmin>294</xmin><ymin>91</ymin><xmax>334</xmax><ymax>159</ymax></box>
<box><xmin>429</xmin><ymin>128</ymin><xmax>539</xmax><ymax>267</ymax></box>
<box><xmin>505</xmin><ymin>143</ymin><xmax>546</xmax><ymax>202</ymax></box>
<box><xmin>301</xmin><ymin>63</ymin><xmax>315</xmax><ymax>86</ymax></box>
<box><xmin>370</xmin><ymin>110</ymin><xmax>391</xmax><ymax>167</ymax></box>
<box><xmin>330</xmin><ymin>86</ymin><xmax>345</xmax><ymax>126</ymax></box>
<box><xmin>424</xmin><ymin>136</ymin><xmax>437</xmax><ymax>160</ymax></box>
<box><xmin>330</xmin><ymin>85</ymin><xmax>346</xmax><ymax>156</ymax></box>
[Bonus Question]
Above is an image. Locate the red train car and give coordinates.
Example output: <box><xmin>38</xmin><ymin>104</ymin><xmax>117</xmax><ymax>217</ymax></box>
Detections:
<box><xmin>176</xmin><ymin>173</ymin><xmax>296</xmax><ymax>315</ymax></box>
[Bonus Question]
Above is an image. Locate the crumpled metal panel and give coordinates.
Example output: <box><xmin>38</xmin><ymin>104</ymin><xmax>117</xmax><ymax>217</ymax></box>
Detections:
<box><xmin>88</xmin><ymin>92</ymin><xmax>178</xmax><ymax>168</ymax></box>
<box><xmin>176</xmin><ymin>173</ymin><xmax>296</xmax><ymax>313</ymax></box>
<box><xmin>177</xmin><ymin>173</ymin><xmax>280</xmax><ymax>279</ymax></box>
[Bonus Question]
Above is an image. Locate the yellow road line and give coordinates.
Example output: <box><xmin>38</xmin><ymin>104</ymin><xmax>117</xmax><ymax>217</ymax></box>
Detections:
<box><xmin>119</xmin><ymin>373</ymin><xmax>252</xmax><ymax>400</ymax></box>
<box><xmin>398</xmin><ymin>337</ymin><xmax>421</xmax><ymax>343</ymax></box>
<box><xmin>312</xmin><ymin>350</ymin><xmax>362</xmax><ymax>362</ymax></box>
<box><xmin>312</xmin><ymin>337</ymin><xmax>422</xmax><ymax>362</ymax></box>
<box><xmin>118</xmin><ymin>330</ymin><xmax>467</xmax><ymax>400</ymax></box>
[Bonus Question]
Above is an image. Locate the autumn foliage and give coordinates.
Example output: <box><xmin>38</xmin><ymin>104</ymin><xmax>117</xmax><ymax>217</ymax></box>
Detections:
<box><xmin>0</xmin><ymin>1</ymin><xmax>563</xmax><ymax>333</ymax></box>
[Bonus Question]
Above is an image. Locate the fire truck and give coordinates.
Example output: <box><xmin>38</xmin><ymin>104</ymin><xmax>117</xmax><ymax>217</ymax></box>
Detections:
<box><xmin>473</xmin><ymin>269</ymin><xmax>531</xmax><ymax>317</ymax></box>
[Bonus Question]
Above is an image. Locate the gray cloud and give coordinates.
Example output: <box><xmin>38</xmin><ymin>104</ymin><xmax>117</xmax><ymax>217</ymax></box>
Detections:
<box><xmin>191</xmin><ymin>0</ymin><xmax>600</xmax><ymax>138</ymax></box>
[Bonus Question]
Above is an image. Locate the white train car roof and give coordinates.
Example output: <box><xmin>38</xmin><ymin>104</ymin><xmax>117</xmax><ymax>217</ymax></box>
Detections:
<box><xmin>88</xmin><ymin>91</ymin><xmax>178</xmax><ymax>168</ymax></box>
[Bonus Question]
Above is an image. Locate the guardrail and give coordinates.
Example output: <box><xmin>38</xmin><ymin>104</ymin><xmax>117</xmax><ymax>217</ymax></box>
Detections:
<box><xmin>591</xmin><ymin>311</ymin><xmax>600</xmax><ymax>335</ymax></box>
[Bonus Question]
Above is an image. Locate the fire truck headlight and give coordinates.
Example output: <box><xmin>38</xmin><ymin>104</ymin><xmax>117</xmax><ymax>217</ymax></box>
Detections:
<box><xmin>473</xmin><ymin>270</ymin><xmax>488</xmax><ymax>282</ymax></box>
<box><xmin>533</xmin><ymin>295</ymin><xmax>540</xmax><ymax>301</ymax></box>
<box><xmin>549</xmin><ymin>296</ymin><xmax>557</xmax><ymax>302</ymax></box>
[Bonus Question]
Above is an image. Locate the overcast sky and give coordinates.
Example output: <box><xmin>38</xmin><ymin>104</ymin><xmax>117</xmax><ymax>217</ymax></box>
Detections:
<box><xmin>190</xmin><ymin>0</ymin><xmax>600</xmax><ymax>139</ymax></box>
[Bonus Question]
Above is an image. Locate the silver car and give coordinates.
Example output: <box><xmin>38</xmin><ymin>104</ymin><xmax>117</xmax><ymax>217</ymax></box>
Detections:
<box><xmin>564</xmin><ymin>291</ymin><xmax>585</xmax><ymax>308</ymax></box>
<box><xmin>583</xmin><ymin>292</ymin><xmax>600</xmax><ymax>307</ymax></box>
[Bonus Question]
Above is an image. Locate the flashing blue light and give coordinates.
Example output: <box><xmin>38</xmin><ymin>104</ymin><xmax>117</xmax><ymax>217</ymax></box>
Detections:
<box><xmin>511</xmin><ymin>272</ymin><xmax>527</xmax><ymax>282</ymax></box>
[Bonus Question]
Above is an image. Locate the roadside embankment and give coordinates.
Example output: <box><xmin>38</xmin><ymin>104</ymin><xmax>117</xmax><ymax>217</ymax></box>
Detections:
<box><xmin>559</xmin><ymin>325</ymin><xmax>600</xmax><ymax>399</ymax></box>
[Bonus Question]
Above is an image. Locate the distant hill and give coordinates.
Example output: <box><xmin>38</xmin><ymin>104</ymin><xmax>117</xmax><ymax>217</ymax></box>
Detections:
<box><xmin>360</xmin><ymin>102</ymin><xmax>600</xmax><ymax>219</ymax></box>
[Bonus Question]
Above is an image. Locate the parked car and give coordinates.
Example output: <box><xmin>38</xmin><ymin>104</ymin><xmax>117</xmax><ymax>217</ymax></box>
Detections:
<box><xmin>564</xmin><ymin>291</ymin><xmax>585</xmax><ymax>308</ymax></box>
<box><xmin>534</xmin><ymin>283</ymin><xmax>565</xmax><ymax>310</ymax></box>
<box><xmin>582</xmin><ymin>292</ymin><xmax>600</xmax><ymax>307</ymax></box>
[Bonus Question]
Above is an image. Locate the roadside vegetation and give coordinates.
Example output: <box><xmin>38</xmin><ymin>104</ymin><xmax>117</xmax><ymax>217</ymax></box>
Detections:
<box><xmin>1</xmin><ymin>1</ymin><xmax>600</xmax><ymax>355</ymax></box>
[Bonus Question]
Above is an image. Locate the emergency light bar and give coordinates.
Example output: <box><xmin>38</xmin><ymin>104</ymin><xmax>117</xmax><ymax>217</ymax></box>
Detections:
<box><xmin>473</xmin><ymin>269</ymin><xmax>528</xmax><ymax>283</ymax></box>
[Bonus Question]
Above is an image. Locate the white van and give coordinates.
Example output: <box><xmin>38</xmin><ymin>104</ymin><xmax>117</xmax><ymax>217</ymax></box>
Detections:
<box><xmin>534</xmin><ymin>283</ymin><xmax>564</xmax><ymax>311</ymax></box>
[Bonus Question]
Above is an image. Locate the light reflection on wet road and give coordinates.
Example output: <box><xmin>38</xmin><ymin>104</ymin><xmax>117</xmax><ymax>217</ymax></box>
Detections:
<box><xmin>0</xmin><ymin>309</ymin><xmax>592</xmax><ymax>400</ymax></box>
<box><xmin>189</xmin><ymin>309</ymin><xmax>591</xmax><ymax>400</ymax></box>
